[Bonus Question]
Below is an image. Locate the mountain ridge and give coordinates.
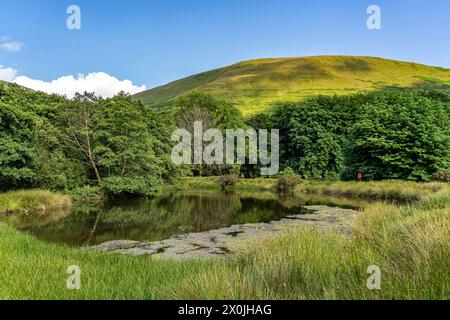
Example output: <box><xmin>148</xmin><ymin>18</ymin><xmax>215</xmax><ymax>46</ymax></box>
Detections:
<box><xmin>133</xmin><ymin>56</ymin><xmax>450</xmax><ymax>115</ymax></box>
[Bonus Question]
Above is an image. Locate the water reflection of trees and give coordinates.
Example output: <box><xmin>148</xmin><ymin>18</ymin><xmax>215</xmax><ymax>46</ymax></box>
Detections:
<box><xmin>3</xmin><ymin>191</ymin><xmax>368</xmax><ymax>246</ymax></box>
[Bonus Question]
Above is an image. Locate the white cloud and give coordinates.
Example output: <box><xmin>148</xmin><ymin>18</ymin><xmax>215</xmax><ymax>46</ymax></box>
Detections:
<box><xmin>0</xmin><ymin>63</ymin><xmax>146</xmax><ymax>97</ymax></box>
<box><xmin>0</xmin><ymin>66</ymin><xmax>18</xmax><ymax>82</ymax></box>
<box><xmin>1</xmin><ymin>41</ymin><xmax>24</xmax><ymax>52</ymax></box>
<box><xmin>12</xmin><ymin>72</ymin><xmax>146</xmax><ymax>98</ymax></box>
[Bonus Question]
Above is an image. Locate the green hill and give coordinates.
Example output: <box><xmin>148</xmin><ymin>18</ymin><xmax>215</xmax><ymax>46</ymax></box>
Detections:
<box><xmin>133</xmin><ymin>56</ymin><xmax>450</xmax><ymax>115</ymax></box>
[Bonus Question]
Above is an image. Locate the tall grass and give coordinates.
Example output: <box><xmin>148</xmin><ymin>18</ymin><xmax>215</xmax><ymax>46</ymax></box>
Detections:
<box><xmin>296</xmin><ymin>180</ymin><xmax>446</xmax><ymax>202</ymax></box>
<box><xmin>180</xmin><ymin>177</ymin><xmax>446</xmax><ymax>202</ymax></box>
<box><xmin>163</xmin><ymin>192</ymin><xmax>450</xmax><ymax>300</ymax></box>
<box><xmin>0</xmin><ymin>224</ymin><xmax>213</xmax><ymax>299</ymax></box>
<box><xmin>0</xmin><ymin>189</ymin><xmax>71</xmax><ymax>216</ymax></box>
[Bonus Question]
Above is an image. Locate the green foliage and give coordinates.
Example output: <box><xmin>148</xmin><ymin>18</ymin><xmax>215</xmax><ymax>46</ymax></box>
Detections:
<box><xmin>272</xmin><ymin>90</ymin><xmax>450</xmax><ymax>181</ymax></box>
<box><xmin>54</xmin><ymin>93</ymin><xmax>103</xmax><ymax>184</ymax></box>
<box><xmin>66</xmin><ymin>185</ymin><xmax>104</xmax><ymax>204</ymax></box>
<box><xmin>344</xmin><ymin>91</ymin><xmax>450</xmax><ymax>181</ymax></box>
<box><xmin>0</xmin><ymin>83</ymin><xmax>83</xmax><ymax>192</ymax></box>
<box><xmin>0</xmin><ymin>102</ymin><xmax>37</xmax><ymax>190</ymax></box>
<box><xmin>273</xmin><ymin>95</ymin><xmax>361</xmax><ymax>179</ymax></box>
<box><xmin>0</xmin><ymin>83</ymin><xmax>179</xmax><ymax>197</ymax></box>
<box><xmin>54</xmin><ymin>92</ymin><xmax>177</xmax><ymax>196</ymax></box>
<box><xmin>1</xmin><ymin>80</ymin><xmax>449</xmax><ymax>193</ymax></box>
<box><xmin>96</xmin><ymin>93</ymin><xmax>169</xmax><ymax>196</ymax></box>
<box><xmin>34</xmin><ymin>117</ymin><xmax>87</xmax><ymax>190</ymax></box>
<box><xmin>0</xmin><ymin>82</ymin><xmax>63</xmax><ymax>115</ymax></box>
<box><xmin>144</xmin><ymin>108</ymin><xmax>181</xmax><ymax>182</ymax></box>
<box><xmin>175</xmin><ymin>92</ymin><xmax>246</xmax><ymax>177</ymax></box>
<box><xmin>175</xmin><ymin>92</ymin><xmax>245</xmax><ymax>131</ymax></box>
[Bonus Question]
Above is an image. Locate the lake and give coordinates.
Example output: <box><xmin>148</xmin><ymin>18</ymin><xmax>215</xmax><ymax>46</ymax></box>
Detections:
<box><xmin>1</xmin><ymin>190</ymin><xmax>364</xmax><ymax>247</ymax></box>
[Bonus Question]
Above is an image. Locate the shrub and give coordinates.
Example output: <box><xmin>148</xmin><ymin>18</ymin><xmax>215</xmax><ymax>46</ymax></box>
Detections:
<box><xmin>66</xmin><ymin>185</ymin><xmax>104</xmax><ymax>204</ymax></box>
<box><xmin>218</xmin><ymin>171</ymin><xmax>240</xmax><ymax>190</ymax></box>
<box><xmin>276</xmin><ymin>168</ymin><xmax>301</xmax><ymax>193</ymax></box>
<box><xmin>433</xmin><ymin>170</ymin><xmax>450</xmax><ymax>182</ymax></box>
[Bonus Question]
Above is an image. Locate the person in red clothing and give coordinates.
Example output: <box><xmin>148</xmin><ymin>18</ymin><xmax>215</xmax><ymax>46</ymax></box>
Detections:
<box><xmin>357</xmin><ymin>172</ymin><xmax>364</xmax><ymax>181</ymax></box>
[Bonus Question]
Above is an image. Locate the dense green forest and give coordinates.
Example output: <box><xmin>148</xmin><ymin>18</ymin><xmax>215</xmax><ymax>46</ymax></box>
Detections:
<box><xmin>266</xmin><ymin>90</ymin><xmax>450</xmax><ymax>181</ymax></box>
<box><xmin>1</xmin><ymin>82</ymin><xmax>449</xmax><ymax>198</ymax></box>
<box><xmin>0</xmin><ymin>84</ymin><xmax>178</xmax><ymax>196</ymax></box>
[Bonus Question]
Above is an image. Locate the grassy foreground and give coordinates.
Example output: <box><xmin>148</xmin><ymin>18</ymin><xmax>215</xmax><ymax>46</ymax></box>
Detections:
<box><xmin>166</xmin><ymin>195</ymin><xmax>449</xmax><ymax>299</ymax></box>
<box><xmin>0</xmin><ymin>181</ymin><xmax>448</xmax><ymax>299</ymax></box>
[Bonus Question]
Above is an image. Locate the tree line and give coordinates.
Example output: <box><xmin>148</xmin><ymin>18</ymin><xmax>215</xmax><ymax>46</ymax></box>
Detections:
<box><xmin>258</xmin><ymin>89</ymin><xmax>450</xmax><ymax>181</ymax></box>
<box><xmin>1</xmin><ymin>83</ymin><xmax>449</xmax><ymax>198</ymax></box>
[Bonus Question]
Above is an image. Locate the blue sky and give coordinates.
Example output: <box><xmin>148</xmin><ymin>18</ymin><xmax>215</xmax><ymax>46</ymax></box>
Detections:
<box><xmin>0</xmin><ymin>0</ymin><xmax>449</xmax><ymax>95</ymax></box>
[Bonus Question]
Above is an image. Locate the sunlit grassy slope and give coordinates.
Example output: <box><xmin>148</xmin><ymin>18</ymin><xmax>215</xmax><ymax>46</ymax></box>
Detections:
<box><xmin>133</xmin><ymin>56</ymin><xmax>450</xmax><ymax>115</ymax></box>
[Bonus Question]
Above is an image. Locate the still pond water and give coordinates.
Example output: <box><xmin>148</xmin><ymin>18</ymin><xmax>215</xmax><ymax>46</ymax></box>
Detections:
<box><xmin>1</xmin><ymin>190</ymin><xmax>362</xmax><ymax>247</ymax></box>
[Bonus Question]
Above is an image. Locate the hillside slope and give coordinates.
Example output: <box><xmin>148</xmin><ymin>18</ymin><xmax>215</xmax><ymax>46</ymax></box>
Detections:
<box><xmin>133</xmin><ymin>56</ymin><xmax>450</xmax><ymax>115</ymax></box>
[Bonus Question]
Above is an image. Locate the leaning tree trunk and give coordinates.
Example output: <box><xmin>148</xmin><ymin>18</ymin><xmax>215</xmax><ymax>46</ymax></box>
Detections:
<box><xmin>85</xmin><ymin>117</ymin><xmax>102</xmax><ymax>184</ymax></box>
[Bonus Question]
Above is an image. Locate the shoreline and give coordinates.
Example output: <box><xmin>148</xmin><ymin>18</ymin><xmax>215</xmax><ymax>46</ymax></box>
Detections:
<box><xmin>92</xmin><ymin>205</ymin><xmax>357</xmax><ymax>259</ymax></box>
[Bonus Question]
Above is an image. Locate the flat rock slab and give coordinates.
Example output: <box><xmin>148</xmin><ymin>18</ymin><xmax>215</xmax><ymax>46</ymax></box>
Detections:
<box><xmin>92</xmin><ymin>205</ymin><xmax>357</xmax><ymax>259</ymax></box>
